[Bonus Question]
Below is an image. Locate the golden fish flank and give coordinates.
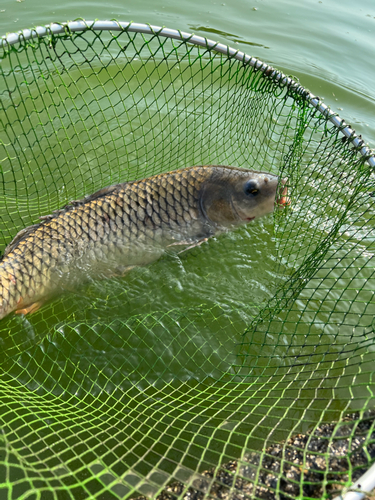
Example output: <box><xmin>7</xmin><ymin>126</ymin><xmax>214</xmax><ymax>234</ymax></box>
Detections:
<box><xmin>0</xmin><ymin>165</ymin><xmax>287</xmax><ymax>320</ymax></box>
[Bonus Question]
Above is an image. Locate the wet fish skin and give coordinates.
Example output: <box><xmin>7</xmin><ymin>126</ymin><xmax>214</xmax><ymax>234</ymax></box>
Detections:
<box><xmin>0</xmin><ymin>165</ymin><xmax>281</xmax><ymax>319</ymax></box>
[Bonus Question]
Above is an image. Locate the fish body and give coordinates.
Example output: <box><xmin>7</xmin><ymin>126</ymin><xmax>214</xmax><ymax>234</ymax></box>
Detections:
<box><xmin>0</xmin><ymin>165</ymin><xmax>284</xmax><ymax>319</ymax></box>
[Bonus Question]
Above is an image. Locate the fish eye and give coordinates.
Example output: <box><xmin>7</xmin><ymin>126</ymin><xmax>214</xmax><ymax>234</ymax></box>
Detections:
<box><xmin>244</xmin><ymin>180</ymin><xmax>259</xmax><ymax>196</ymax></box>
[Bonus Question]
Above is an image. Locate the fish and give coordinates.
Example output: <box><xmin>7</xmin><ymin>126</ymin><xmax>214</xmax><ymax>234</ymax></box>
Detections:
<box><xmin>0</xmin><ymin>165</ymin><xmax>288</xmax><ymax>320</ymax></box>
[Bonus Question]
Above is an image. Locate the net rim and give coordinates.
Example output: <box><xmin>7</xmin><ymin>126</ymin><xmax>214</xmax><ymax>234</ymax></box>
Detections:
<box><xmin>0</xmin><ymin>18</ymin><xmax>374</xmax><ymax>170</ymax></box>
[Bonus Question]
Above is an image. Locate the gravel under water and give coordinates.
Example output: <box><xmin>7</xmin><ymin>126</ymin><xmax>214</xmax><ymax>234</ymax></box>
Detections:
<box><xmin>137</xmin><ymin>410</ymin><xmax>375</xmax><ymax>500</ymax></box>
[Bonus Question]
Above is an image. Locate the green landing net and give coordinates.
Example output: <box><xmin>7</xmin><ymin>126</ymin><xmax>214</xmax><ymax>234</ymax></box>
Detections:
<box><xmin>0</xmin><ymin>20</ymin><xmax>375</xmax><ymax>500</ymax></box>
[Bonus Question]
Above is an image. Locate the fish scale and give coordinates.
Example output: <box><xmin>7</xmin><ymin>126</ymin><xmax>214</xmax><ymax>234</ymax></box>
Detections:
<box><xmin>0</xmin><ymin>165</ymin><xmax>283</xmax><ymax>320</ymax></box>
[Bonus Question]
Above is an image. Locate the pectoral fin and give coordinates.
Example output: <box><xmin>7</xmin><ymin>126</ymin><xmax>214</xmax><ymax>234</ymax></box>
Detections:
<box><xmin>112</xmin><ymin>265</ymin><xmax>136</xmax><ymax>277</ymax></box>
<box><xmin>167</xmin><ymin>240</ymin><xmax>193</xmax><ymax>248</ymax></box>
<box><xmin>175</xmin><ymin>238</ymin><xmax>209</xmax><ymax>255</ymax></box>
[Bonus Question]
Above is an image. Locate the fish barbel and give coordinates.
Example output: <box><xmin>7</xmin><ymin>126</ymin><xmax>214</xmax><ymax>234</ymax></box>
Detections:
<box><xmin>0</xmin><ymin>165</ymin><xmax>287</xmax><ymax>319</ymax></box>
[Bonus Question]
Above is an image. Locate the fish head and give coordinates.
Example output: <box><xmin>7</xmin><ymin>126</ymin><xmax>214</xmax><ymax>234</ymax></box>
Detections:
<box><xmin>200</xmin><ymin>166</ymin><xmax>288</xmax><ymax>228</ymax></box>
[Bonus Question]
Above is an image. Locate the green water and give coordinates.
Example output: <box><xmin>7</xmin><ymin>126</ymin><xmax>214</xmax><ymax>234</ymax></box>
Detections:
<box><xmin>0</xmin><ymin>1</ymin><xmax>374</xmax><ymax>498</ymax></box>
<box><xmin>0</xmin><ymin>0</ymin><xmax>374</xmax><ymax>139</ymax></box>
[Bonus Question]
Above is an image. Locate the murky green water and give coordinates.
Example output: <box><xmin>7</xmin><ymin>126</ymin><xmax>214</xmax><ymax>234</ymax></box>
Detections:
<box><xmin>0</xmin><ymin>1</ymin><xmax>374</xmax><ymax>496</ymax></box>
<box><xmin>1</xmin><ymin>0</ymin><xmax>374</xmax><ymax>137</ymax></box>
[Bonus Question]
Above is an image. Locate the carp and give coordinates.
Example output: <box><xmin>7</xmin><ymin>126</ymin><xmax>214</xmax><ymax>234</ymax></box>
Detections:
<box><xmin>0</xmin><ymin>165</ymin><xmax>288</xmax><ymax>319</ymax></box>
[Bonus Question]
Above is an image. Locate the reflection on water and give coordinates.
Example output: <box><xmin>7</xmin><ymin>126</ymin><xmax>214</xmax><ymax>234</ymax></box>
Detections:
<box><xmin>188</xmin><ymin>25</ymin><xmax>270</xmax><ymax>49</ymax></box>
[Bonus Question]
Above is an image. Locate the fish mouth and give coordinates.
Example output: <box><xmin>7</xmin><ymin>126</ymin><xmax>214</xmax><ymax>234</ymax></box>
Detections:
<box><xmin>276</xmin><ymin>178</ymin><xmax>290</xmax><ymax>207</ymax></box>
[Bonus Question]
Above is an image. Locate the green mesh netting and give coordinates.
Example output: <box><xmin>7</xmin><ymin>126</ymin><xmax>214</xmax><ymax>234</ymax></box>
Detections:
<box><xmin>0</xmin><ymin>20</ymin><xmax>374</xmax><ymax>500</ymax></box>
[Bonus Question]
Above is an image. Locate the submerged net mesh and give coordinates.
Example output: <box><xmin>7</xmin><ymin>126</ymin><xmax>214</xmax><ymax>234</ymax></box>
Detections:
<box><xmin>0</xmin><ymin>20</ymin><xmax>374</xmax><ymax>500</ymax></box>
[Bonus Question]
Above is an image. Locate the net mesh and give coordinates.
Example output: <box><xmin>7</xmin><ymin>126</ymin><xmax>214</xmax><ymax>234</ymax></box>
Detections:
<box><xmin>0</xmin><ymin>21</ymin><xmax>374</xmax><ymax>500</ymax></box>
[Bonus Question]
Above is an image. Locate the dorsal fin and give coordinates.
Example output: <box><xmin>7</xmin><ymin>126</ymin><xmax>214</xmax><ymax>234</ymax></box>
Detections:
<box><xmin>70</xmin><ymin>184</ymin><xmax>122</xmax><ymax>205</ymax></box>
